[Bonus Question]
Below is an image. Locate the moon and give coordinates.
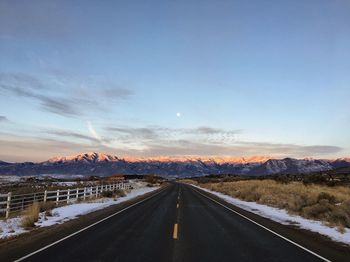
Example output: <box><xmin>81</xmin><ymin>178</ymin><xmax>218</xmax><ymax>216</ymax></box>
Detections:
<box><xmin>176</xmin><ymin>112</ymin><xmax>181</xmax><ymax>117</ymax></box>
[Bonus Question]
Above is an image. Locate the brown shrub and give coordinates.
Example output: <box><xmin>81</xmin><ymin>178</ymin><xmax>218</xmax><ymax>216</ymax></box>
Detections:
<box><xmin>287</xmin><ymin>195</ymin><xmax>306</xmax><ymax>212</ymax></box>
<box><xmin>101</xmin><ymin>191</ymin><xmax>113</xmax><ymax>198</ymax></box>
<box><xmin>317</xmin><ymin>192</ymin><xmax>336</xmax><ymax>204</ymax></box>
<box><xmin>328</xmin><ymin>207</ymin><xmax>350</xmax><ymax>228</ymax></box>
<box><xmin>114</xmin><ymin>189</ymin><xmax>126</xmax><ymax>197</ymax></box>
<box><xmin>302</xmin><ymin>203</ymin><xmax>331</xmax><ymax>219</ymax></box>
<box><xmin>40</xmin><ymin>201</ymin><xmax>56</xmax><ymax>212</ymax></box>
<box><xmin>21</xmin><ymin>202</ymin><xmax>40</xmax><ymax>228</ymax></box>
<box><xmin>144</xmin><ymin>174</ymin><xmax>157</xmax><ymax>184</ymax></box>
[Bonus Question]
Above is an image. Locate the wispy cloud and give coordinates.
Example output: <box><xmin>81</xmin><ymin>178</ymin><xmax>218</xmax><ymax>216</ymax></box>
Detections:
<box><xmin>0</xmin><ymin>72</ymin><xmax>44</xmax><ymax>90</ymax></box>
<box><xmin>106</xmin><ymin>125</ymin><xmax>241</xmax><ymax>141</ymax></box>
<box><xmin>0</xmin><ymin>115</ymin><xmax>9</xmax><ymax>122</ymax></box>
<box><xmin>45</xmin><ymin>129</ymin><xmax>100</xmax><ymax>143</ymax></box>
<box><xmin>106</xmin><ymin>127</ymin><xmax>159</xmax><ymax>140</ymax></box>
<box><xmin>39</xmin><ymin>96</ymin><xmax>83</xmax><ymax>116</ymax></box>
<box><xmin>0</xmin><ymin>72</ymin><xmax>133</xmax><ymax>117</ymax></box>
<box><xmin>98</xmin><ymin>87</ymin><xmax>133</xmax><ymax>101</ymax></box>
<box><xmin>136</xmin><ymin>140</ymin><xmax>342</xmax><ymax>158</ymax></box>
<box><xmin>87</xmin><ymin>121</ymin><xmax>101</xmax><ymax>142</ymax></box>
<box><xmin>191</xmin><ymin>126</ymin><xmax>241</xmax><ymax>135</ymax></box>
<box><xmin>45</xmin><ymin>126</ymin><xmax>113</xmax><ymax>145</ymax></box>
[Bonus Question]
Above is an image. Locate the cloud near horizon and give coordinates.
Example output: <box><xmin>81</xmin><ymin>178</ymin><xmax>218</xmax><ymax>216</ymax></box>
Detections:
<box><xmin>0</xmin><ymin>128</ymin><xmax>343</xmax><ymax>162</ymax></box>
<box><xmin>106</xmin><ymin>126</ymin><xmax>242</xmax><ymax>142</ymax></box>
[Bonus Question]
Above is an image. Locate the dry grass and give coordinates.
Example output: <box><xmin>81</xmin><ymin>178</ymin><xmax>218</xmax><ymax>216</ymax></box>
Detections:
<box><xmin>39</xmin><ymin>201</ymin><xmax>56</xmax><ymax>212</ymax></box>
<box><xmin>21</xmin><ymin>202</ymin><xmax>40</xmax><ymax>228</ymax></box>
<box><xmin>39</xmin><ymin>201</ymin><xmax>56</xmax><ymax>218</ymax></box>
<box><xmin>101</xmin><ymin>190</ymin><xmax>114</xmax><ymax>198</ymax></box>
<box><xmin>198</xmin><ymin>180</ymin><xmax>350</xmax><ymax>231</ymax></box>
<box><xmin>101</xmin><ymin>189</ymin><xmax>126</xmax><ymax>198</ymax></box>
<box><xmin>114</xmin><ymin>189</ymin><xmax>126</xmax><ymax>197</ymax></box>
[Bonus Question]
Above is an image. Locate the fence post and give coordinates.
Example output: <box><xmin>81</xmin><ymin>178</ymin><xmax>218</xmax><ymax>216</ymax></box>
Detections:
<box><xmin>96</xmin><ymin>186</ymin><xmax>98</xmax><ymax>198</ymax></box>
<box><xmin>83</xmin><ymin>187</ymin><xmax>86</xmax><ymax>200</ymax></box>
<box><xmin>5</xmin><ymin>192</ymin><xmax>11</xmax><ymax>219</ymax></box>
<box><xmin>44</xmin><ymin>190</ymin><xmax>47</xmax><ymax>203</ymax></box>
<box><xmin>90</xmin><ymin>187</ymin><xmax>93</xmax><ymax>198</ymax></box>
<box><xmin>67</xmin><ymin>189</ymin><xmax>70</xmax><ymax>203</ymax></box>
<box><xmin>76</xmin><ymin>188</ymin><xmax>79</xmax><ymax>200</ymax></box>
<box><xmin>56</xmin><ymin>189</ymin><xmax>60</xmax><ymax>205</ymax></box>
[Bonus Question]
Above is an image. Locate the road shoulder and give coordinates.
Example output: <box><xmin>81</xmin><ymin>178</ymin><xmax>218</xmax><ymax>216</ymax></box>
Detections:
<box><xmin>186</xmin><ymin>183</ymin><xmax>350</xmax><ymax>262</ymax></box>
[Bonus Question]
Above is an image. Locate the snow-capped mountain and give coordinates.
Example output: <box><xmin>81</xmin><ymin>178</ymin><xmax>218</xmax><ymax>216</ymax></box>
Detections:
<box><xmin>46</xmin><ymin>152</ymin><xmax>120</xmax><ymax>164</ymax></box>
<box><xmin>252</xmin><ymin>158</ymin><xmax>333</xmax><ymax>175</ymax></box>
<box><xmin>0</xmin><ymin>152</ymin><xmax>349</xmax><ymax>177</ymax></box>
<box><xmin>0</xmin><ymin>160</ymin><xmax>11</xmax><ymax>166</ymax></box>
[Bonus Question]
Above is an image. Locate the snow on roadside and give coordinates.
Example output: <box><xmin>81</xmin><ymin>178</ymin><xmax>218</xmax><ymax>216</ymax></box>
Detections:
<box><xmin>192</xmin><ymin>184</ymin><xmax>350</xmax><ymax>245</ymax></box>
<box><xmin>0</xmin><ymin>186</ymin><xmax>159</xmax><ymax>239</ymax></box>
<box><xmin>36</xmin><ymin>186</ymin><xmax>158</xmax><ymax>227</ymax></box>
<box><xmin>0</xmin><ymin>217</ymin><xmax>27</xmax><ymax>239</ymax></box>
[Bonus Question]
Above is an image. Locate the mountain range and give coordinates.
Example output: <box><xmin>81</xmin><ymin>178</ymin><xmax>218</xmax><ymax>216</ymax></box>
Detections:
<box><xmin>0</xmin><ymin>152</ymin><xmax>350</xmax><ymax>177</ymax></box>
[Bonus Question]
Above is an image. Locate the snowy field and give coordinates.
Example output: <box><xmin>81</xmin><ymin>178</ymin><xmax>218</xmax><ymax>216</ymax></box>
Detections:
<box><xmin>192</xmin><ymin>184</ymin><xmax>350</xmax><ymax>246</ymax></box>
<box><xmin>0</xmin><ymin>186</ymin><xmax>159</xmax><ymax>239</ymax></box>
<box><xmin>0</xmin><ymin>175</ymin><xmax>22</xmax><ymax>183</ymax></box>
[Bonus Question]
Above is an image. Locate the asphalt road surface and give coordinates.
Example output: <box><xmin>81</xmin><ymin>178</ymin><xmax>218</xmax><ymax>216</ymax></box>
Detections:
<box><xmin>2</xmin><ymin>183</ymin><xmax>350</xmax><ymax>262</ymax></box>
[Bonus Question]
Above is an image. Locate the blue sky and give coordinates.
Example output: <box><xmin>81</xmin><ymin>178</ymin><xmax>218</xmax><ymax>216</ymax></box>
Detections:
<box><xmin>0</xmin><ymin>0</ymin><xmax>349</xmax><ymax>162</ymax></box>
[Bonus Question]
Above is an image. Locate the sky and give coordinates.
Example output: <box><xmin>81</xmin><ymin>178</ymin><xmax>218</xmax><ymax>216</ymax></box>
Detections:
<box><xmin>0</xmin><ymin>0</ymin><xmax>349</xmax><ymax>162</ymax></box>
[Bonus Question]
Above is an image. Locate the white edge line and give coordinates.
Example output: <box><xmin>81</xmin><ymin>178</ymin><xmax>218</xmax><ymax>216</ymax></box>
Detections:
<box><xmin>14</xmin><ymin>187</ymin><xmax>167</xmax><ymax>262</ymax></box>
<box><xmin>191</xmin><ymin>186</ymin><xmax>331</xmax><ymax>262</ymax></box>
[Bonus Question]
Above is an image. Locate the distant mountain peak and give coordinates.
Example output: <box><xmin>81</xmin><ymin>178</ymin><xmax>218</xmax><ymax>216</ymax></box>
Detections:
<box><xmin>46</xmin><ymin>152</ymin><xmax>119</xmax><ymax>163</ymax></box>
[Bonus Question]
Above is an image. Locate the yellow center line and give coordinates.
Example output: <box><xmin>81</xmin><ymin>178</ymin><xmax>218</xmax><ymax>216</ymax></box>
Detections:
<box><xmin>173</xmin><ymin>223</ymin><xmax>178</xmax><ymax>239</ymax></box>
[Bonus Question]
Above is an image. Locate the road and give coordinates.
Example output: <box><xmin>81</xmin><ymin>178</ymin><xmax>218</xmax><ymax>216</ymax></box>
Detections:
<box><xmin>1</xmin><ymin>183</ymin><xmax>350</xmax><ymax>261</ymax></box>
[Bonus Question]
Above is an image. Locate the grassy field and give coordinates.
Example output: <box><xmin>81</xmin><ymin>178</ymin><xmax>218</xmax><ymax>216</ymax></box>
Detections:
<box><xmin>186</xmin><ymin>179</ymin><xmax>350</xmax><ymax>232</ymax></box>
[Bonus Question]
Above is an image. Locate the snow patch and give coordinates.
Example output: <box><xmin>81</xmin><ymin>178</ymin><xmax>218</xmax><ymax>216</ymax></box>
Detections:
<box><xmin>0</xmin><ymin>217</ymin><xmax>27</xmax><ymax>238</ymax></box>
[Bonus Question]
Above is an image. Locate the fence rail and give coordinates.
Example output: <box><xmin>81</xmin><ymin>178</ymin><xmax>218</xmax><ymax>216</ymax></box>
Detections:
<box><xmin>0</xmin><ymin>182</ymin><xmax>131</xmax><ymax>219</ymax></box>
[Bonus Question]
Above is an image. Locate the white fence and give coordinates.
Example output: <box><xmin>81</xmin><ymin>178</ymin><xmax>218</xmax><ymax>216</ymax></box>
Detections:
<box><xmin>0</xmin><ymin>182</ymin><xmax>131</xmax><ymax>219</ymax></box>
